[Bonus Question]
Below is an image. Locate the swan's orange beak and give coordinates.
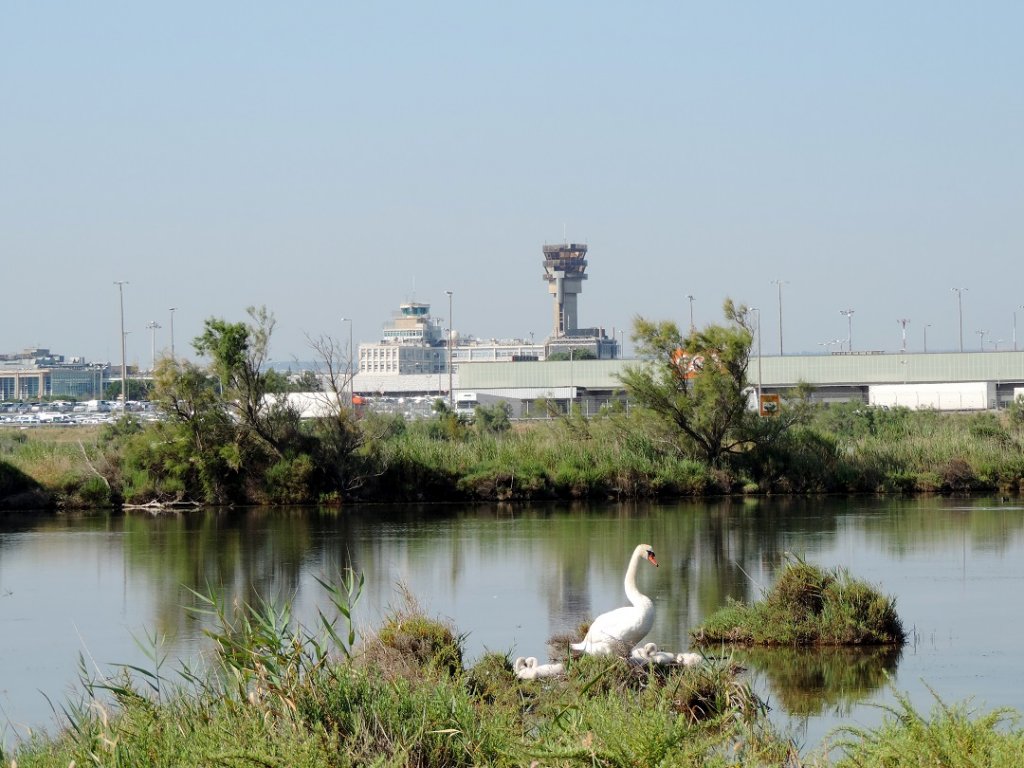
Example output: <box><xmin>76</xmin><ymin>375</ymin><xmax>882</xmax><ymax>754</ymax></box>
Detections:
<box><xmin>647</xmin><ymin>551</ymin><xmax>658</xmax><ymax>567</ymax></box>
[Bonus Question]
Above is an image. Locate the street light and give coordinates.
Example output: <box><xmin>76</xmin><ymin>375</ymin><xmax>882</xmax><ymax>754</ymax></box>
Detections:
<box><xmin>445</xmin><ymin>290</ymin><xmax>454</xmax><ymax>409</ymax></box>
<box><xmin>952</xmin><ymin>287</ymin><xmax>968</xmax><ymax>352</ymax></box>
<box><xmin>146</xmin><ymin>320</ymin><xmax>161</xmax><ymax>371</ymax></box>
<box><xmin>169</xmin><ymin>307</ymin><xmax>177</xmax><ymax>361</ymax></box>
<box><xmin>923</xmin><ymin>323</ymin><xmax>932</xmax><ymax>353</ymax></box>
<box><xmin>897</xmin><ymin>318</ymin><xmax>910</xmax><ymax>353</ymax></box>
<box><xmin>341</xmin><ymin>317</ymin><xmax>353</xmax><ymax>407</ymax></box>
<box><xmin>976</xmin><ymin>329</ymin><xmax>987</xmax><ymax>351</ymax></box>
<box><xmin>686</xmin><ymin>294</ymin><xmax>695</xmax><ymax>332</ymax></box>
<box><xmin>771</xmin><ymin>279</ymin><xmax>788</xmax><ymax>355</ymax></box>
<box><xmin>114</xmin><ymin>281</ymin><xmax>128</xmax><ymax>412</ymax></box>
<box><xmin>840</xmin><ymin>309</ymin><xmax>855</xmax><ymax>353</ymax></box>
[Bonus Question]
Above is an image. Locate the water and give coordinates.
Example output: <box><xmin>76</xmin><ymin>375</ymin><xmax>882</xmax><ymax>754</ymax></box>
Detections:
<box><xmin>2</xmin><ymin>497</ymin><xmax>1023</xmax><ymax>752</ymax></box>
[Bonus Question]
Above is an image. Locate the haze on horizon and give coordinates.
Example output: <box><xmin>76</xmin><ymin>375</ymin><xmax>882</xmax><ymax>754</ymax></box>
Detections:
<box><xmin>3</xmin><ymin>2</ymin><xmax>1021</xmax><ymax>367</ymax></box>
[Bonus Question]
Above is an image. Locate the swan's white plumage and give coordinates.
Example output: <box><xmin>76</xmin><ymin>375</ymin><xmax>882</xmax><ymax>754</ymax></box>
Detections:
<box><xmin>571</xmin><ymin>543</ymin><xmax>658</xmax><ymax>657</ymax></box>
<box><xmin>631</xmin><ymin>643</ymin><xmax>704</xmax><ymax>667</ymax></box>
<box><xmin>514</xmin><ymin>656</ymin><xmax>564</xmax><ymax>680</ymax></box>
<box><xmin>633</xmin><ymin>642</ymin><xmax>676</xmax><ymax>665</ymax></box>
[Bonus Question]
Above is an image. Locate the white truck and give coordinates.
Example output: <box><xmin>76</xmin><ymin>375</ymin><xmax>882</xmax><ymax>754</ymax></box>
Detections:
<box><xmin>868</xmin><ymin>382</ymin><xmax>995</xmax><ymax>411</ymax></box>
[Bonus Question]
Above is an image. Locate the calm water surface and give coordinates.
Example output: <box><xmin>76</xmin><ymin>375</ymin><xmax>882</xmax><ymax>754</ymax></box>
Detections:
<box><xmin>2</xmin><ymin>497</ymin><xmax>1023</xmax><ymax>751</ymax></box>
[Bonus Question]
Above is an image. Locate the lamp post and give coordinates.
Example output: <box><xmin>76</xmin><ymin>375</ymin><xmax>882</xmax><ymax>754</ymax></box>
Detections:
<box><xmin>445</xmin><ymin>290</ymin><xmax>454</xmax><ymax>409</ymax></box>
<box><xmin>122</xmin><ymin>330</ymin><xmax>132</xmax><ymax>405</ymax></box>
<box><xmin>686</xmin><ymin>295</ymin><xmax>695</xmax><ymax>332</ymax></box>
<box><xmin>923</xmin><ymin>323</ymin><xmax>932</xmax><ymax>353</ymax></box>
<box><xmin>341</xmin><ymin>317</ymin><xmax>353</xmax><ymax>407</ymax></box>
<box><xmin>897</xmin><ymin>318</ymin><xmax>910</xmax><ymax>353</ymax></box>
<box><xmin>146</xmin><ymin>320</ymin><xmax>161</xmax><ymax>371</ymax></box>
<box><xmin>771</xmin><ymin>279</ymin><xmax>788</xmax><ymax>355</ymax></box>
<box><xmin>952</xmin><ymin>287</ymin><xmax>968</xmax><ymax>352</ymax></box>
<box><xmin>840</xmin><ymin>309</ymin><xmax>855</xmax><ymax>352</ymax></box>
<box><xmin>114</xmin><ymin>281</ymin><xmax>128</xmax><ymax>412</ymax></box>
<box><xmin>976</xmin><ymin>329</ymin><xmax>987</xmax><ymax>352</ymax></box>
<box><xmin>169</xmin><ymin>307</ymin><xmax>177</xmax><ymax>361</ymax></box>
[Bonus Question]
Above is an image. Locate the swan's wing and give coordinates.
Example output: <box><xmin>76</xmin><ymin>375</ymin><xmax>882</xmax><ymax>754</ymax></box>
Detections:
<box><xmin>582</xmin><ymin>605</ymin><xmax>652</xmax><ymax>646</ymax></box>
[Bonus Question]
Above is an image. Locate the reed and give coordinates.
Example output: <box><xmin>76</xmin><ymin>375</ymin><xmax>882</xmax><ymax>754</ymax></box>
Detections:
<box><xmin>691</xmin><ymin>556</ymin><xmax>905</xmax><ymax>647</ymax></box>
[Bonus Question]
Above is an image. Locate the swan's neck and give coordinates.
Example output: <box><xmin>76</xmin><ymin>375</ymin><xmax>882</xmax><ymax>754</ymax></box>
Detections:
<box><xmin>624</xmin><ymin>549</ymin><xmax>650</xmax><ymax>607</ymax></box>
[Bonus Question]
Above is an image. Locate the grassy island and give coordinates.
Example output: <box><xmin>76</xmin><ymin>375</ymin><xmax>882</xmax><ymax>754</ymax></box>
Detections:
<box><xmin>4</xmin><ymin>577</ymin><xmax>1022</xmax><ymax>768</ymax></box>
<box><xmin>691</xmin><ymin>558</ymin><xmax>905</xmax><ymax>647</ymax></box>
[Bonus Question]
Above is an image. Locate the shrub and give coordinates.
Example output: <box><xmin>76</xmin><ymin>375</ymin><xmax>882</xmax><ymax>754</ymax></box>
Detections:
<box><xmin>691</xmin><ymin>557</ymin><xmax>905</xmax><ymax>647</ymax></box>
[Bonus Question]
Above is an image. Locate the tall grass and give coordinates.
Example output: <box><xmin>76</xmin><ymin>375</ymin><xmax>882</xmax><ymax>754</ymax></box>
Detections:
<box><xmin>7</xmin><ymin>576</ymin><xmax>1024</xmax><ymax>767</ymax></box>
<box><xmin>7</xmin><ymin>403</ymin><xmax>1024</xmax><ymax>506</ymax></box>
<box><xmin>691</xmin><ymin>556</ymin><xmax>905</xmax><ymax>647</ymax></box>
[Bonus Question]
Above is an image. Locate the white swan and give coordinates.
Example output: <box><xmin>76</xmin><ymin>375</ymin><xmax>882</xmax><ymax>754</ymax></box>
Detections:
<box><xmin>514</xmin><ymin>656</ymin><xmax>537</xmax><ymax>680</ymax></box>
<box><xmin>514</xmin><ymin>656</ymin><xmax>565</xmax><ymax>680</ymax></box>
<box><xmin>631</xmin><ymin>642</ymin><xmax>676</xmax><ymax>665</ymax></box>
<box><xmin>630</xmin><ymin>643</ymin><xmax>703</xmax><ymax>667</ymax></box>
<box><xmin>570</xmin><ymin>543</ymin><xmax>658</xmax><ymax>656</ymax></box>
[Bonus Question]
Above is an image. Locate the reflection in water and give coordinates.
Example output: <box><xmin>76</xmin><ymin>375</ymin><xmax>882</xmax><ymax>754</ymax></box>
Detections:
<box><xmin>738</xmin><ymin>645</ymin><xmax>901</xmax><ymax>716</ymax></box>
<box><xmin>3</xmin><ymin>497</ymin><xmax>1024</xmax><ymax>745</ymax></box>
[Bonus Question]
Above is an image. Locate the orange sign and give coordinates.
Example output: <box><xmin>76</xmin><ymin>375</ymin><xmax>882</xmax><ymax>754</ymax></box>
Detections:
<box><xmin>759</xmin><ymin>393</ymin><xmax>780</xmax><ymax>416</ymax></box>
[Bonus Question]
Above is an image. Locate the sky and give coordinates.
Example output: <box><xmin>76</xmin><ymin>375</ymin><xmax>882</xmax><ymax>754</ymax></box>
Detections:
<box><xmin>3</xmin><ymin>2</ymin><xmax>1022</xmax><ymax>367</ymax></box>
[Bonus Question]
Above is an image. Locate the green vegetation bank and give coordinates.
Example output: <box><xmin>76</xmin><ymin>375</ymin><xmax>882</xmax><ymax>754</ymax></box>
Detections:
<box><xmin>5</xmin><ymin>302</ymin><xmax>1024</xmax><ymax>510</ymax></box>
<box><xmin>7</xmin><ymin>578</ymin><xmax>1023</xmax><ymax>768</ymax></box>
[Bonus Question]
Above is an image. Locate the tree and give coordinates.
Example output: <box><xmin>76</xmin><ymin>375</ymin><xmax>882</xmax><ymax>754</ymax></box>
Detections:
<box><xmin>147</xmin><ymin>357</ymin><xmax>240</xmax><ymax>502</ymax></box>
<box><xmin>618</xmin><ymin>299</ymin><xmax>757</xmax><ymax>466</ymax></box>
<box><xmin>546</xmin><ymin>348</ymin><xmax>596</xmax><ymax>361</ymax></box>
<box><xmin>193</xmin><ymin>306</ymin><xmax>296</xmax><ymax>458</ymax></box>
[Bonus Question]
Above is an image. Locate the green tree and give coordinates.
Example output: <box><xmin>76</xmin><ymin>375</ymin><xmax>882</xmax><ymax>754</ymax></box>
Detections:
<box><xmin>103</xmin><ymin>377</ymin><xmax>154</xmax><ymax>401</ymax></box>
<box><xmin>619</xmin><ymin>299</ymin><xmax>757</xmax><ymax>466</ymax></box>
<box><xmin>475</xmin><ymin>401</ymin><xmax>511</xmax><ymax>434</ymax></box>
<box><xmin>193</xmin><ymin>306</ymin><xmax>297</xmax><ymax>458</ymax></box>
<box><xmin>546</xmin><ymin>348</ymin><xmax>596</xmax><ymax>361</ymax></box>
<box><xmin>292</xmin><ymin>370</ymin><xmax>322</xmax><ymax>392</ymax></box>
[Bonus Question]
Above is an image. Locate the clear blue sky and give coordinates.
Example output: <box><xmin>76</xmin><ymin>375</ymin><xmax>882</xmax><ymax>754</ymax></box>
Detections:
<box><xmin>3</xmin><ymin>2</ymin><xmax>1022</xmax><ymax>365</ymax></box>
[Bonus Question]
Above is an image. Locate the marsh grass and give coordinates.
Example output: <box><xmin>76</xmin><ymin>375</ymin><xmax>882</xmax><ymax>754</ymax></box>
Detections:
<box><xmin>9</xmin><ymin>403</ymin><xmax>1024</xmax><ymax>506</ymax></box>
<box><xmin>9</xmin><ymin>574</ymin><xmax>1024</xmax><ymax>767</ymax></box>
<box><xmin>830</xmin><ymin>687</ymin><xmax>1024</xmax><ymax>768</ymax></box>
<box><xmin>1</xmin><ymin>426</ymin><xmax>109</xmax><ymax>506</ymax></box>
<box><xmin>692</xmin><ymin>556</ymin><xmax>905</xmax><ymax>648</ymax></box>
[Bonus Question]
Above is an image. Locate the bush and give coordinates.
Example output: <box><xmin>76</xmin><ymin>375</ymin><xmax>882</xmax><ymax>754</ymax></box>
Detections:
<box><xmin>691</xmin><ymin>557</ymin><xmax>905</xmax><ymax>647</ymax></box>
<box><xmin>264</xmin><ymin>453</ymin><xmax>316</xmax><ymax>504</ymax></box>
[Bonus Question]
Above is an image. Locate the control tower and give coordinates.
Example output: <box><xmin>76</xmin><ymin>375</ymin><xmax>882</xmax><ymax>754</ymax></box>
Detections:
<box><xmin>542</xmin><ymin>242</ymin><xmax>588</xmax><ymax>337</ymax></box>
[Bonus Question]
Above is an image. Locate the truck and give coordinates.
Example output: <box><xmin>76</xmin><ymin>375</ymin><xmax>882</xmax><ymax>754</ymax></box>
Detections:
<box><xmin>868</xmin><ymin>382</ymin><xmax>995</xmax><ymax>411</ymax></box>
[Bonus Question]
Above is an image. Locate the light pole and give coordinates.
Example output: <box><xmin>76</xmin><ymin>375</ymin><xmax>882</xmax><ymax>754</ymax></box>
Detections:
<box><xmin>952</xmin><ymin>287</ymin><xmax>968</xmax><ymax>352</ymax></box>
<box><xmin>146</xmin><ymin>320</ymin><xmax>161</xmax><ymax>371</ymax></box>
<box><xmin>569</xmin><ymin>346</ymin><xmax>575</xmax><ymax>413</ymax></box>
<box><xmin>977</xmin><ymin>329</ymin><xmax>987</xmax><ymax>352</ymax></box>
<box><xmin>445</xmin><ymin>290</ymin><xmax>454</xmax><ymax>409</ymax></box>
<box><xmin>341</xmin><ymin>317</ymin><xmax>353</xmax><ymax>406</ymax></box>
<box><xmin>169</xmin><ymin>307</ymin><xmax>177</xmax><ymax>361</ymax></box>
<box><xmin>686</xmin><ymin>294</ymin><xmax>695</xmax><ymax>332</ymax></box>
<box><xmin>897</xmin><ymin>318</ymin><xmax>910</xmax><ymax>353</ymax></box>
<box><xmin>122</xmin><ymin>330</ymin><xmax>132</xmax><ymax>405</ymax></box>
<box><xmin>923</xmin><ymin>323</ymin><xmax>932</xmax><ymax>353</ymax></box>
<box><xmin>771</xmin><ymin>279</ymin><xmax>788</xmax><ymax>355</ymax></box>
<box><xmin>840</xmin><ymin>309</ymin><xmax>855</xmax><ymax>353</ymax></box>
<box><xmin>114</xmin><ymin>281</ymin><xmax>128</xmax><ymax>412</ymax></box>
